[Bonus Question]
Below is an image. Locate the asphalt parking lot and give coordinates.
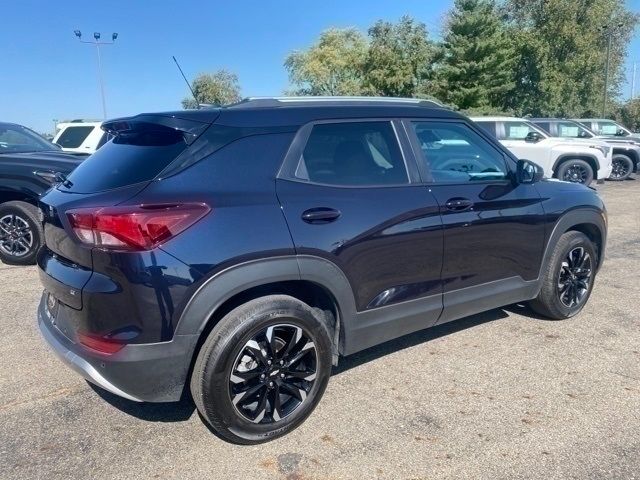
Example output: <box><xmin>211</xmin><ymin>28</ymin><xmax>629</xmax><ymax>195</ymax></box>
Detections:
<box><xmin>1</xmin><ymin>180</ymin><xmax>639</xmax><ymax>480</ymax></box>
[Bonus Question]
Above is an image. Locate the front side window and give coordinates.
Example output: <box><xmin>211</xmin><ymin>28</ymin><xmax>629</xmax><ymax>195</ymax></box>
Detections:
<box><xmin>557</xmin><ymin>121</ymin><xmax>592</xmax><ymax>138</ymax></box>
<box><xmin>296</xmin><ymin>122</ymin><xmax>408</xmax><ymax>186</ymax></box>
<box><xmin>411</xmin><ymin>121</ymin><xmax>509</xmax><ymax>183</ymax></box>
<box><xmin>501</xmin><ymin>121</ymin><xmax>541</xmax><ymax>140</ymax></box>
<box><xmin>475</xmin><ymin>121</ymin><xmax>497</xmax><ymax>137</ymax></box>
<box><xmin>56</xmin><ymin>126</ymin><xmax>95</xmax><ymax>148</ymax></box>
<box><xmin>596</xmin><ymin>120</ymin><xmax>626</xmax><ymax>136</ymax></box>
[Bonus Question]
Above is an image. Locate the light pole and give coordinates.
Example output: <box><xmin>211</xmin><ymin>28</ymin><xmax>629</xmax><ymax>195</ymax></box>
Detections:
<box><xmin>600</xmin><ymin>23</ymin><xmax>623</xmax><ymax>117</ymax></box>
<box><xmin>74</xmin><ymin>30</ymin><xmax>118</xmax><ymax>119</ymax></box>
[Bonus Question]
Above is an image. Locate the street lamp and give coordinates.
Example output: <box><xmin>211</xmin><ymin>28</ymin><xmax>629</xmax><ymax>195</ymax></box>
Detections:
<box><xmin>600</xmin><ymin>23</ymin><xmax>624</xmax><ymax>117</ymax></box>
<box><xmin>73</xmin><ymin>29</ymin><xmax>118</xmax><ymax>119</ymax></box>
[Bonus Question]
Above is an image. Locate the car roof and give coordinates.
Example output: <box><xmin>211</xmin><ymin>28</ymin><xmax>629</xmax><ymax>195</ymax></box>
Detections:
<box><xmin>128</xmin><ymin>96</ymin><xmax>465</xmax><ymax>128</ymax></box>
<box><xmin>469</xmin><ymin>116</ymin><xmax>528</xmax><ymax>122</ymax></box>
<box><xmin>573</xmin><ymin>118</ymin><xmax>617</xmax><ymax>122</ymax></box>
<box><xmin>57</xmin><ymin>121</ymin><xmax>103</xmax><ymax>128</ymax></box>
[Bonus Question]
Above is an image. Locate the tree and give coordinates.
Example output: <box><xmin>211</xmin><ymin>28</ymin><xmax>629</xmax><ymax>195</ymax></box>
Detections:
<box><xmin>504</xmin><ymin>0</ymin><xmax>638</xmax><ymax>116</ymax></box>
<box><xmin>434</xmin><ymin>0</ymin><xmax>516</xmax><ymax>113</ymax></box>
<box><xmin>614</xmin><ymin>98</ymin><xmax>640</xmax><ymax>131</ymax></box>
<box><xmin>284</xmin><ymin>28</ymin><xmax>368</xmax><ymax>95</ymax></box>
<box><xmin>364</xmin><ymin>16</ymin><xmax>434</xmax><ymax>97</ymax></box>
<box><xmin>181</xmin><ymin>70</ymin><xmax>242</xmax><ymax>108</ymax></box>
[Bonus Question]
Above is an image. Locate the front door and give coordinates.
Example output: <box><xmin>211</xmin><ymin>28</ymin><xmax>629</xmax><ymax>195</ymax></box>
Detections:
<box><xmin>405</xmin><ymin>119</ymin><xmax>546</xmax><ymax>324</ymax></box>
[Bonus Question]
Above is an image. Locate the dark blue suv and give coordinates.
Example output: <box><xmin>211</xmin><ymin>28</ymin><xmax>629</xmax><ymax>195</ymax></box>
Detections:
<box><xmin>37</xmin><ymin>97</ymin><xmax>606</xmax><ymax>444</ymax></box>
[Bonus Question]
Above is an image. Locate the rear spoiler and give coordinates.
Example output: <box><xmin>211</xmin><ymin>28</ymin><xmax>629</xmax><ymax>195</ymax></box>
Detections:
<box><xmin>102</xmin><ymin>112</ymin><xmax>220</xmax><ymax>145</ymax></box>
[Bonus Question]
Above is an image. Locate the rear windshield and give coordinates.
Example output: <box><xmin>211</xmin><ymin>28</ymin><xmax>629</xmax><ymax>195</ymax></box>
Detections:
<box><xmin>61</xmin><ymin>127</ymin><xmax>187</xmax><ymax>193</ymax></box>
<box><xmin>56</xmin><ymin>126</ymin><xmax>95</xmax><ymax>148</ymax></box>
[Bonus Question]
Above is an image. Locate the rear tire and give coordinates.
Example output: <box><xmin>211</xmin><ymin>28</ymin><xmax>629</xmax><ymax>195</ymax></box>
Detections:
<box><xmin>555</xmin><ymin>159</ymin><xmax>594</xmax><ymax>185</ymax></box>
<box><xmin>529</xmin><ymin>231</ymin><xmax>597</xmax><ymax>320</ymax></box>
<box><xmin>0</xmin><ymin>201</ymin><xmax>43</xmax><ymax>266</ymax></box>
<box><xmin>609</xmin><ymin>154</ymin><xmax>633</xmax><ymax>181</ymax></box>
<box><xmin>190</xmin><ymin>295</ymin><xmax>333</xmax><ymax>444</ymax></box>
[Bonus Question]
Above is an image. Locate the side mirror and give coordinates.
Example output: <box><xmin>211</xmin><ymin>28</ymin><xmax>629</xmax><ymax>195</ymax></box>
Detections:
<box><xmin>516</xmin><ymin>159</ymin><xmax>544</xmax><ymax>184</ymax></box>
<box><xmin>524</xmin><ymin>131</ymin><xmax>543</xmax><ymax>143</ymax></box>
<box><xmin>578</xmin><ymin>130</ymin><xmax>590</xmax><ymax>138</ymax></box>
<box><xmin>616</xmin><ymin>128</ymin><xmax>627</xmax><ymax>136</ymax></box>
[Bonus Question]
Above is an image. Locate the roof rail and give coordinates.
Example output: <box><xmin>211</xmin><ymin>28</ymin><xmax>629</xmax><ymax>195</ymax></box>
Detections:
<box><xmin>227</xmin><ymin>96</ymin><xmax>444</xmax><ymax>109</ymax></box>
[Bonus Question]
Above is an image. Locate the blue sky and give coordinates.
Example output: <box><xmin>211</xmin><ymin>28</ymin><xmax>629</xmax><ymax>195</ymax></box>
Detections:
<box><xmin>0</xmin><ymin>0</ymin><xmax>638</xmax><ymax>133</ymax></box>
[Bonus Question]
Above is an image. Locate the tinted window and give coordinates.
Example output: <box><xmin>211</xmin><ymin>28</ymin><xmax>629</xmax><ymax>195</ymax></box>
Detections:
<box><xmin>56</xmin><ymin>126</ymin><xmax>94</xmax><ymax>148</ymax></box>
<box><xmin>501</xmin><ymin>121</ymin><xmax>539</xmax><ymax>140</ymax></box>
<box><xmin>296</xmin><ymin>122</ymin><xmax>408</xmax><ymax>186</ymax></box>
<box><xmin>0</xmin><ymin>123</ymin><xmax>56</xmax><ymax>153</ymax></box>
<box><xmin>411</xmin><ymin>121</ymin><xmax>508</xmax><ymax>183</ymax></box>
<box><xmin>533</xmin><ymin>122</ymin><xmax>551</xmax><ymax>134</ymax></box>
<box><xmin>596</xmin><ymin>121</ymin><xmax>623</xmax><ymax>136</ymax></box>
<box><xmin>62</xmin><ymin>126</ymin><xmax>187</xmax><ymax>193</ymax></box>
<box><xmin>475</xmin><ymin>121</ymin><xmax>497</xmax><ymax>137</ymax></box>
<box><xmin>556</xmin><ymin>121</ymin><xmax>592</xmax><ymax>138</ymax></box>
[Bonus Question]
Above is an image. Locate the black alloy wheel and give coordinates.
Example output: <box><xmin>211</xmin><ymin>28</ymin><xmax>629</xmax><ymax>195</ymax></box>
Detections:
<box><xmin>557</xmin><ymin>246</ymin><xmax>593</xmax><ymax>308</ymax></box>
<box><xmin>229</xmin><ymin>324</ymin><xmax>318</xmax><ymax>424</ymax></box>
<box><xmin>562</xmin><ymin>163</ymin><xmax>590</xmax><ymax>184</ymax></box>
<box><xmin>609</xmin><ymin>155</ymin><xmax>633</xmax><ymax>181</ymax></box>
<box><xmin>191</xmin><ymin>295</ymin><xmax>333</xmax><ymax>444</ymax></box>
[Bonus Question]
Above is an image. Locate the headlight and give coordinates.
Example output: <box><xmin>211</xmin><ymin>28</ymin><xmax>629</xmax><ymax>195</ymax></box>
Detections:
<box><xmin>589</xmin><ymin>145</ymin><xmax>610</xmax><ymax>157</ymax></box>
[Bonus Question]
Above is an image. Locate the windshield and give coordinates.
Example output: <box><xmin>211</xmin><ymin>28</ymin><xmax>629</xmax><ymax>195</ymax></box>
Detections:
<box><xmin>556</xmin><ymin>121</ymin><xmax>595</xmax><ymax>139</ymax></box>
<box><xmin>0</xmin><ymin>123</ymin><xmax>59</xmax><ymax>154</ymax></box>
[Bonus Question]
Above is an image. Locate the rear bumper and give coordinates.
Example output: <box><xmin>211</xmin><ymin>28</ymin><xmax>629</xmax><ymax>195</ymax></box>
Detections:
<box><xmin>37</xmin><ymin>294</ymin><xmax>198</xmax><ymax>402</ymax></box>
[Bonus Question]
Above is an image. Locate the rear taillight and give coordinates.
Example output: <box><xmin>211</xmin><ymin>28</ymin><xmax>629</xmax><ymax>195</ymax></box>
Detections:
<box><xmin>77</xmin><ymin>332</ymin><xmax>125</xmax><ymax>354</ymax></box>
<box><xmin>66</xmin><ymin>203</ymin><xmax>210</xmax><ymax>251</ymax></box>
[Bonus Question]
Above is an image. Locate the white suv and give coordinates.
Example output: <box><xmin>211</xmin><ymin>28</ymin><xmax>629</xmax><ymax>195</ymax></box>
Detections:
<box><xmin>53</xmin><ymin>121</ymin><xmax>111</xmax><ymax>155</ymax></box>
<box><xmin>471</xmin><ymin>117</ymin><xmax>612</xmax><ymax>185</ymax></box>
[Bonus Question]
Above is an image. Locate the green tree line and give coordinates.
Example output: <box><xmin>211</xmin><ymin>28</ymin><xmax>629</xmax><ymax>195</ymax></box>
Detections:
<box><xmin>182</xmin><ymin>0</ymin><xmax>639</xmax><ymax>124</ymax></box>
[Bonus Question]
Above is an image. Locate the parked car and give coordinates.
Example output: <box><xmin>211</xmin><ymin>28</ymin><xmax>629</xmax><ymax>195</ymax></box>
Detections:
<box><xmin>530</xmin><ymin>118</ymin><xmax>639</xmax><ymax>181</ymax></box>
<box><xmin>53</xmin><ymin>121</ymin><xmax>112</xmax><ymax>155</ymax></box>
<box><xmin>471</xmin><ymin>116</ymin><xmax>612</xmax><ymax>185</ymax></box>
<box><xmin>574</xmin><ymin>118</ymin><xmax>639</xmax><ymax>140</ymax></box>
<box><xmin>0</xmin><ymin>121</ymin><xmax>82</xmax><ymax>265</ymax></box>
<box><xmin>37</xmin><ymin>97</ymin><xmax>607</xmax><ymax>444</ymax></box>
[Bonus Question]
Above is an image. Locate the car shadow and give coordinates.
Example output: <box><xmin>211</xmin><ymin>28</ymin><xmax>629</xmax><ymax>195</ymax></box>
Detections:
<box><xmin>88</xmin><ymin>304</ymin><xmax>543</xmax><ymax>424</ymax></box>
<box><xmin>87</xmin><ymin>382</ymin><xmax>196</xmax><ymax>422</ymax></box>
<box><xmin>333</xmin><ymin>307</ymin><xmax>512</xmax><ymax>375</ymax></box>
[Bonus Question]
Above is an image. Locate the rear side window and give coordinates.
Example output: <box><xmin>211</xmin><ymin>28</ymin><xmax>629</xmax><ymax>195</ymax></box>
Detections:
<box><xmin>56</xmin><ymin>126</ymin><xmax>94</xmax><ymax>148</ymax></box>
<box><xmin>296</xmin><ymin>121</ymin><xmax>408</xmax><ymax>186</ymax></box>
<box><xmin>62</xmin><ymin>126</ymin><xmax>187</xmax><ymax>193</ymax></box>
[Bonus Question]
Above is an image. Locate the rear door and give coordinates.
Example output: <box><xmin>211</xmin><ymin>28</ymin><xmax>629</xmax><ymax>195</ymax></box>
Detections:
<box><xmin>276</xmin><ymin>119</ymin><xmax>444</xmax><ymax>326</ymax></box>
<box><xmin>404</xmin><ymin>119</ymin><xmax>546</xmax><ymax>323</ymax></box>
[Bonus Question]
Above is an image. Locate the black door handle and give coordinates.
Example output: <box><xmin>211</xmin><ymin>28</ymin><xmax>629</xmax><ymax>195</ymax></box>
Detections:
<box><xmin>301</xmin><ymin>207</ymin><xmax>341</xmax><ymax>224</ymax></box>
<box><xmin>444</xmin><ymin>198</ymin><xmax>473</xmax><ymax>212</ymax></box>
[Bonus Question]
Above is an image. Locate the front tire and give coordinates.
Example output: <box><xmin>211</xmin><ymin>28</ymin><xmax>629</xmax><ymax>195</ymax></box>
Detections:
<box><xmin>190</xmin><ymin>295</ymin><xmax>333</xmax><ymax>444</ymax></box>
<box><xmin>609</xmin><ymin>154</ymin><xmax>633</xmax><ymax>181</ymax></box>
<box><xmin>0</xmin><ymin>201</ymin><xmax>43</xmax><ymax>266</ymax></box>
<box><xmin>555</xmin><ymin>159</ymin><xmax>594</xmax><ymax>185</ymax></box>
<box><xmin>529</xmin><ymin>231</ymin><xmax>597</xmax><ymax>319</ymax></box>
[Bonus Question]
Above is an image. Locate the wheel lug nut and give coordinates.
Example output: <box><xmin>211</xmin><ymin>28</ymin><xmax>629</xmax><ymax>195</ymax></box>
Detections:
<box><xmin>268</xmin><ymin>381</ymin><xmax>274</xmax><ymax>388</ymax></box>
<box><xmin>267</xmin><ymin>360</ymin><xmax>272</xmax><ymax>365</ymax></box>
<box><xmin>280</xmin><ymin>373</ymin><xmax>285</xmax><ymax>378</ymax></box>
<box><xmin>260</xmin><ymin>374</ymin><xmax>266</xmax><ymax>380</ymax></box>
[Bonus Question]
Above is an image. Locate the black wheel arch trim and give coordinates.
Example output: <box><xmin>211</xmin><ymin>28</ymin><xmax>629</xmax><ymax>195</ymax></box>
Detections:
<box><xmin>539</xmin><ymin>207</ymin><xmax>607</xmax><ymax>276</ymax></box>
<box><xmin>174</xmin><ymin>255</ymin><xmax>357</xmax><ymax>356</ymax></box>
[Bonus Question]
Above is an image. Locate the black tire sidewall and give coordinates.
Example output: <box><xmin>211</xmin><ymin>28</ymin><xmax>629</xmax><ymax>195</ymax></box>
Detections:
<box><xmin>0</xmin><ymin>202</ymin><xmax>43</xmax><ymax>266</ymax></box>
<box><xmin>556</xmin><ymin>159</ymin><xmax>594</xmax><ymax>185</ymax></box>
<box><xmin>196</xmin><ymin>297</ymin><xmax>332</xmax><ymax>444</ymax></box>
<box><xmin>546</xmin><ymin>233</ymin><xmax>597</xmax><ymax>318</ymax></box>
